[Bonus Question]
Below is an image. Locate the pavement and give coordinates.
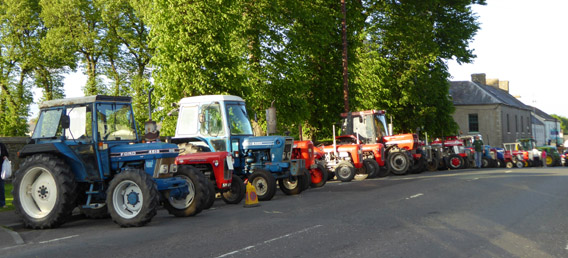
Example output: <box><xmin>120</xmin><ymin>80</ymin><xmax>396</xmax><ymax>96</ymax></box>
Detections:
<box><xmin>0</xmin><ymin>210</ymin><xmax>25</xmax><ymax>248</ymax></box>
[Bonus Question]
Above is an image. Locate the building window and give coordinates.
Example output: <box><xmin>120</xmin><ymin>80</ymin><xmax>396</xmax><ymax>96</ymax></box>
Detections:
<box><xmin>507</xmin><ymin>114</ymin><xmax>510</xmax><ymax>132</ymax></box>
<box><xmin>468</xmin><ymin>114</ymin><xmax>479</xmax><ymax>132</ymax></box>
<box><xmin>521</xmin><ymin>116</ymin><xmax>524</xmax><ymax>132</ymax></box>
<box><xmin>515</xmin><ymin>115</ymin><xmax>518</xmax><ymax>132</ymax></box>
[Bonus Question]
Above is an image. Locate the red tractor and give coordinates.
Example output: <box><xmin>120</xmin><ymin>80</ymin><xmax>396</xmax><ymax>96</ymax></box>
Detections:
<box><xmin>292</xmin><ymin>140</ymin><xmax>328</xmax><ymax>188</ymax></box>
<box><xmin>431</xmin><ymin>136</ymin><xmax>474</xmax><ymax>169</ymax></box>
<box><xmin>173</xmin><ymin>141</ymin><xmax>245</xmax><ymax>208</ymax></box>
<box><xmin>338</xmin><ymin>110</ymin><xmax>424</xmax><ymax>175</ymax></box>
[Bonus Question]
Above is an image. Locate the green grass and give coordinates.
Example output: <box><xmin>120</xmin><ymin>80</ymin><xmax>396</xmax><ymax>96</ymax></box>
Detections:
<box><xmin>0</xmin><ymin>183</ymin><xmax>14</xmax><ymax>212</ymax></box>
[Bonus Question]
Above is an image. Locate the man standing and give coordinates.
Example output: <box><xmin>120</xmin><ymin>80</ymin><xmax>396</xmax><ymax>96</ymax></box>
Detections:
<box><xmin>0</xmin><ymin>141</ymin><xmax>8</xmax><ymax>208</ymax></box>
<box><xmin>472</xmin><ymin>135</ymin><xmax>484</xmax><ymax>168</ymax></box>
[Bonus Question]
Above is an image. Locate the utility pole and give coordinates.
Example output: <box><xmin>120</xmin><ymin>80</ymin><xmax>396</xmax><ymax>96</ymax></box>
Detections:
<box><xmin>341</xmin><ymin>0</ymin><xmax>349</xmax><ymax>112</ymax></box>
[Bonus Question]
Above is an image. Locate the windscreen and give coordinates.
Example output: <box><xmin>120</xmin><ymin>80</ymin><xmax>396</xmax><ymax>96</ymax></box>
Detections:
<box><xmin>226</xmin><ymin>103</ymin><xmax>253</xmax><ymax>135</ymax></box>
<box><xmin>32</xmin><ymin>108</ymin><xmax>63</xmax><ymax>139</ymax></box>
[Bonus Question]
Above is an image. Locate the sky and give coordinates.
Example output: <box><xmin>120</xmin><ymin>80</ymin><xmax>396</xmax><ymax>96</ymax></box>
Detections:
<box><xmin>54</xmin><ymin>0</ymin><xmax>568</xmax><ymax>118</ymax></box>
<box><xmin>447</xmin><ymin>0</ymin><xmax>568</xmax><ymax>118</ymax></box>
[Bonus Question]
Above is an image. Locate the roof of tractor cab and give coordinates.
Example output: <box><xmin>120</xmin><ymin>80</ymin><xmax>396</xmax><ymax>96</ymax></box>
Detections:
<box><xmin>39</xmin><ymin>95</ymin><xmax>132</xmax><ymax>108</ymax></box>
<box><xmin>179</xmin><ymin>95</ymin><xmax>245</xmax><ymax>105</ymax></box>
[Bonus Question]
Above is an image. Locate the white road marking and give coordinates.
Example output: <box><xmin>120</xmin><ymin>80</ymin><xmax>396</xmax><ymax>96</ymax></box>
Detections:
<box><xmin>39</xmin><ymin>235</ymin><xmax>79</xmax><ymax>244</ymax></box>
<box><xmin>216</xmin><ymin>225</ymin><xmax>323</xmax><ymax>258</ymax></box>
<box><xmin>505</xmin><ymin>170</ymin><xmax>513</xmax><ymax>173</ymax></box>
<box><xmin>406</xmin><ymin>193</ymin><xmax>424</xmax><ymax>200</ymax></box>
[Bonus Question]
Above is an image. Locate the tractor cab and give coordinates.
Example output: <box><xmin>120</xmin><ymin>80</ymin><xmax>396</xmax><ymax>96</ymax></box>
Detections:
<box><xmin>340</xmin><ymin>110</ymin><xmax>389</xmax><ymax>144</ymax></box>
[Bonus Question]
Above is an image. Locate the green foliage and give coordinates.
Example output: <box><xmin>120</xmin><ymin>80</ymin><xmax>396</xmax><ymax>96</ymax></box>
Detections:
<box><xmin>551</xmin><ymin>114</ymin><xmax>568</xmax><ymax>134</ymax></box>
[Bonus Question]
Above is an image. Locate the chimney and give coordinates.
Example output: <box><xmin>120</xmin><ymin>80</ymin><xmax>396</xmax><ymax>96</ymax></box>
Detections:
<box><xmin>486</xmin><ymin>78</ymin><xmax>499</xmax><ymax>87</ymax></box>
<box><xmin>471</xmin><ymin>73</ymin><xmax>486</xmax><ymax>84</ymax></box>
<box><xmin>499</xmin><ymin>80</ymin><xmax>509</xmax><ymax>92</ymax></box>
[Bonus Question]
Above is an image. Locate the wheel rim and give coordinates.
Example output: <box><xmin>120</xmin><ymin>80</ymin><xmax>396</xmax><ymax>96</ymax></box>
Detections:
<box><xmin>482</xmin><ymin>159</ymin><xmax>488</xmax><ymax>167</ymax></box>
<box><xmin>546</xmin><ymin>156</ymin><xmax>552</xmax><ymax>165</ymax></box>
<box><xmin>19</xmin><ymin>167</ymin><xmax>58</xmax><ymax>219</ymax></box>
<box><xmin>168</xmin><ymin>174</ymin><xmax>196</xmax><ymax>209</ymax></box>
<box><xmin>282</xmin><ymin>177</ymin><xmax>298</xmax><ymax>190</ymax></box>
<box><xmin>112</xmin><ymin>180</ymin><xmax>144</xmax><ymax>219</ymax></box>
<box><xmin>252</xmin><ymin>177</ymin><xmax>268</xmax><ymax>196</ymax></box>
<box><xmin>451</xmin><ymin>157</ymin><xmax>461</xmax><ymax>167</ymax></box>
<box><xmin>310</xmin><ymin>168</ymin><xmax>323</xmax><ymax>184</ymax></box>
<box><xmin>506</xmin><ymin>162</ymin><xmax>513</xmax><ymax>168</ymax></box>
<box><xmin>337</xmin><ymin>166</ymin><xmax>352</xmax><ymax>178</ymax></box>
<box><xmin>223</xmin><ymin>181</ymin><xmax>240</xmax><ymax>201</ymax></box>
<box><xmin>391</xmin><ymin>154</ymin><xmax>407</xmax><ymax>170</ymax></box>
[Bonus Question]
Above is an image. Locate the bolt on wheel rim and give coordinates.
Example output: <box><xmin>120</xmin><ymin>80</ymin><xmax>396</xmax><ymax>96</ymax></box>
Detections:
<box><xmin>19</xmin><ymin>167</ymin><xmax>58</xmax><ymax>219</ymax></box>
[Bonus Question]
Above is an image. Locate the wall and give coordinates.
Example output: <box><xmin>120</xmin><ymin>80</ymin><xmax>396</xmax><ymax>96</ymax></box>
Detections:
<box><xmin>452</xmin><ymin>104</ymin><xmax>501</xmax><ymax>146</ymax></box>
<box><xmin>500</xmin><ymin>105</ymin><xmax>532</xmax><ymax>145</ymax></box>
<box><xmin>0</xmin><ymin>137</ymin><xmax>29</xmax><ymax>171</ymax></box>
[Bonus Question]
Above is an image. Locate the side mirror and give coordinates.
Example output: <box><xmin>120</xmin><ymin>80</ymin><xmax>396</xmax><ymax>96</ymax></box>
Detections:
<box><xmin>61</xmin><ymin>115</ymin><xmax>70</xmax><ymax>129</ymax></box>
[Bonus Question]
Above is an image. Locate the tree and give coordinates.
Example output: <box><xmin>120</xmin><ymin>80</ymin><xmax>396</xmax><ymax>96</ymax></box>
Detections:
<box><xmin>40</xmin><ymin>0</ymin><xmax>108</xmax><ymax>95</ymax></box>
<box><xmin>352</xmin><ymin>0</ymin><xmax>485</xmax><ymax>137</ymax></box>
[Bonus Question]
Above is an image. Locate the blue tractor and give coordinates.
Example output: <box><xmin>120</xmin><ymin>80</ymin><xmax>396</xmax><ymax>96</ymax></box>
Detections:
<box><xmin>13</xmin><ymin>96</ymin><xmax>208</xmax><ymax>229</ymax></box>
<box><xmin>173</xmin><ymin>95</ymin><xmax>306</xmax><ymax>201</ymax></box>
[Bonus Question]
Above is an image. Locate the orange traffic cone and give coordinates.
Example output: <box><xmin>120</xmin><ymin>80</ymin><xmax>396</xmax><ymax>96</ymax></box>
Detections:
<box><xmin>244</xmin><ymin>181</ymin><xmax>260</xmax><ymax>208</ymax></box>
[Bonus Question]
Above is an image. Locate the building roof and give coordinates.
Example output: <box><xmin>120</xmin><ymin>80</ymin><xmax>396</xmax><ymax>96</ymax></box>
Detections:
<box><xmin>531</xmin><ymin>114</ymin><xmax>545</xmax><ymax>126</ymax></box>
<box><xmin>449</xmin><ymin>81</ymin><xmax>531</xmax><ymax>110</ymax></box>
<box><xmin>527</xmin><ymin>105</ymin><xmax>557</xmax><ymax>122</ymax></box>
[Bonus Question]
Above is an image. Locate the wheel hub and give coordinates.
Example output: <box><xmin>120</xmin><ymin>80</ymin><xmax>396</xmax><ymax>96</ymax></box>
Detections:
<box><xmin>126</xmin><ymin>190</ymin><xmax>140</xmax><ymax>206</ymax></box>
<box><xmin>37</xmin><ymin>185</ymin><xmax>50</xmax><ymax>200</ymax></box>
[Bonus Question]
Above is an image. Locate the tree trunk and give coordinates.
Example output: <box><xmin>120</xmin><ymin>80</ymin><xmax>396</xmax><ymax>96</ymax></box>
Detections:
<box><xmin>341</xmin><ymin>0</ymin><xmax>349</xmax><ymax>113</ymax></box>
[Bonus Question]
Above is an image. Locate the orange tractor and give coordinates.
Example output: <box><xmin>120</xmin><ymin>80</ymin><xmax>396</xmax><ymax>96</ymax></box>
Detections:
<box><xmin>338</xmin><ymin>110</ymin><xmax>425</xmax><ymax>175</ymax></box>
<box><xmin>292</xmin><ymin>140</ymin><xmax>328</xmax><ymax>188</ymax></box>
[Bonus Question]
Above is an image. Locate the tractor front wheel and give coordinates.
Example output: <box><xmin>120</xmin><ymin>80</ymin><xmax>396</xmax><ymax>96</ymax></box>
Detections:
<box><xmin>310</xmin><ymin>164</ymin><xmax>328</xmax><ymax>188</ymax></box>
<box><xmin>300</xmin><ymin>168</ymin><xmax>311</xmax><ymax>191</ymax></box>
<box><xmin>388</xmin><ymin>151</ymin><xmax>410</xmax><ymax>175</ymax></box>
<box><xmin>203</xmin><ymin>180</ymin><xmax>216</xmax><ymax>209</ymax></box>
<box><xmin>335</xmin><ymin>161</ymin><xmax>356</xmax><ymax>182</ymax></box>
<box><xmin>505</xmin><ymin>161</ymin><xmax>514</xmax><ymax>168</ymax></box>
<box><xmin>221</xmin><ymin>176</ymin><xmax>245</xmax><ymax>204</ymax></box>
<box><xmin>249</xmin><ymin>169</ymin><xmax>277</xmax><ymax>201</ymax></box>
<box><xmin>426</xmin><ymin>157</ymin><xmax>439</xmax><ymax>172</ymax></box>
<box><xmin>366</xmin><ymin>159</ymin><xmax>380</xmax><ymax>178</ymax></box>
<box><xmin>107</xmin><ymin>169</ymin><xmax>159</xmax><ymax>227</ymax></box>
<box><xmin>279</xmin><ymin>175</ymin><xmax>303</xmax><ymax>195</ymax></box>
<box><xmin>13</xmin><ymin>154</ymin><xmax>77</xmax><ymax>229</ymax></box>
<box><xmin>163</xmin><ymin>166</ymin><xmax>208</xmax><ymax>217</ymax></box>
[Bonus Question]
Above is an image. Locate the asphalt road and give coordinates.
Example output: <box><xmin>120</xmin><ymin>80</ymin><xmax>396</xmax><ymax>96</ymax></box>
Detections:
<box><xmin>2</xmin><ymin>167</ymin><xmax>568</xmax><ymax>258</ymax></box>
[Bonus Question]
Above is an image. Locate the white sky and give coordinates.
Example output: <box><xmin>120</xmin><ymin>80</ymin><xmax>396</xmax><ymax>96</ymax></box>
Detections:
<box><xmin>447</xmin><ymin>0</ymin><xmax>568</xmax><ymax>117</ymax></box>
<box><xmin>45</xmin><ymin>0</ymin><xmax>568</xmax><ymax>119</ymax></box>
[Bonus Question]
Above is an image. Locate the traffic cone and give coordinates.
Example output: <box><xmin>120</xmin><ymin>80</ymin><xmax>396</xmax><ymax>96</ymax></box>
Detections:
<box><xmin>244</xmin><ymin>181</ymin><xmax>260</xmax><ymax>208</ymax></box>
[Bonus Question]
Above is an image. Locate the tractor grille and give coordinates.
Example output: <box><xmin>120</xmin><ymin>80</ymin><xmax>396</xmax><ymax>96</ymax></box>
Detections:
<box><xmin>283</xmin><ymin>138</ymin><xmax>293</xmax><ymax>161</ymax></box>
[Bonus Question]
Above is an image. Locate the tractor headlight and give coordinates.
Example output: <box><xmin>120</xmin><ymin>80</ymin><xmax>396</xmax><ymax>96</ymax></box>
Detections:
<box><xmin>160</xmin><ymin>164</ymin><xmax>169</xmax><ymax>174</ymax></box>
<box><xmin>213</xmin><ymin>160</ymin><xmax>219</xmax><ymax>167</ymax></box>
<box><xmin>170</xmin><ymin>164</ymin><xmax>178</xmax><ymax>173</ymax></box>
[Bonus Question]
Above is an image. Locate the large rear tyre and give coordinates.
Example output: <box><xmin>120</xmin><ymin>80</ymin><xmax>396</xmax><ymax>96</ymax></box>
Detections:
<box><xmin>447</xmin><ymin>154</ymin><xmax>464</xmax><ymax>170</ymax></box>
<box><xmin>481</xmin><ymin>157</ymin><xmax>491</xmax><ymax>168</ymax></box>
<box><xmin>366</xmin><ymin>159</ymin><xmax>380</xmax><ymax>178</ymax></box>
<box><xmin>335</xmin><ymin>161</ymin><xmax>356</xmax><ymax>182</ymax></box>
<box><xmin>203</xmin><ymin>180</ymin><xmax>216</xmax><ymax>209</ymax></box>
<box><xmin>107</xmin><ymin>169</ymin><xmax>159</xmax><ymax>227</ymax></box>
<box><xmin>13</xmin><ymin>154</ymin><xmax>77</xmax><ymax>229</ymax></box>
<box><xmin>279</xmin><ymin>175</ymin><xmax>303</xmax><ymax>195</ymax></box>
<box><xmin>162</xmin><ymin>166</ymin><xmax>207</xmax><ymax>217</ymax></box>
<box><xmin>221</xmin><ymin>176</ymin><xmax>245</xmax><ymax>204</ymax></box>
<box><xmin>249</xmin><ymin>169</ymin><xmax>277</xmax><ymax>201</ymax></box>
<box><xmin>310</xmin><ymin>164</ymin><xmax>328</xmax><ymax>188</ymax></box>
<box><xmin>426</xmin><ymin>157</ymin><xmax>439</xmax><ymax>172</ymax></box>
<box><xmin>300</xmin><ymin>168</ymin><xmax>311</xmax><ymax>191</ymax></box>
<box><xmin>388</xmin><ymin>151</ymin><xmax>410</xmax><ymax>175</ymax></box>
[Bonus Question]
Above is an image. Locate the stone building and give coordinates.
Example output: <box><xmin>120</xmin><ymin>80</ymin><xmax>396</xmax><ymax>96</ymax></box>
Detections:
<box><xmin>529</xmin><ymin>105</ymin><xmax>563</xmax><ymax>146</ymax></box>
<box><xmin>449</xmin><ymin>73</ymin><xmax>533</xmax><ymax>147</ymax></box>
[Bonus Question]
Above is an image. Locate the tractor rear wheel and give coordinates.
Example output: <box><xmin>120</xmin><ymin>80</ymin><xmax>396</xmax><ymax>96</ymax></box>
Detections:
<box><xmin>107</xmin><ymin>169</ymin><xmax>159</xmax><ymax>227</ymax></box>
<box><xmin>505</xmin><ymin>161</ymin><xmax>514</xmax><ymax>168</ymax></box>
<box><xmin>300</xmin><ymin>168</ymin><xmax>311</xmax><ymax>191</ymax></box>
<box><xmin>221</xmin><ymin>176</ymin><xmax>245</xmax><ymax>204</ymax></box>
<box><xmin>13</xmin><ymin>154</ymin><xmax>77</xmax><ymax>229</ymax></box>
<box><xmin>162</xmin><ymin>166</ymin><xmax>208</xmax><ymax>217</ymax></box>
<box><xmin>447</xmin><ymin>154</ymin><xmax>464</xmax><ymax>170</ymax></box>
<box><xmin>335</xmin><ymin>161</ymin><xmax>356</xmax><ymax>182</ymax></box>
<box><xmin>426</xmin><ymin>157</ymin><xmax>439</xmax><ymax>172</ymax></box>
<box><xmin>388</xmin><ymin>151</ymin><xmax>410</xmax><ymax>175</ymax></box>
<box><xmin>203</xmin><ymin>180</ymin><xmax>216</xmax><ymax>209</ymax></box>
<box><xmin>310</xmin><ymin>164</ymin><xmax>328</xmax><ymax>188</ymax></box>
<box><xmin>249</xmin><ymin>169</ymin><xmax>277</xmax><ymax>201</ymax></box>
<box><xmin>482</xmin><ymin>157</ymin><xmax>491</xmax><ymax>168</ymax></box>
<box><xmin>366</xmin><ymin>159</ymin><xmax>380</xmax><ymax>178</ymax></box>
